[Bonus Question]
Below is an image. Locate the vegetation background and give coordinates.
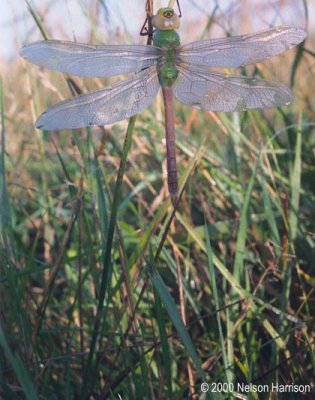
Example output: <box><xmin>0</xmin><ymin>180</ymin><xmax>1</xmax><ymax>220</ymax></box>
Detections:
<box><xmin>0</xmin><ymin>0</ymin><xmax>314</xmax><ymax>398</ymax></box>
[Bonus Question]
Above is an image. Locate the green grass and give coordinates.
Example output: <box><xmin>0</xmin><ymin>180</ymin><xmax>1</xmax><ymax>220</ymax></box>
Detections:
<box><xmin>1</xmin><ymin>1</ymin><xmax>314</xmax><ymax>399</ymax></box>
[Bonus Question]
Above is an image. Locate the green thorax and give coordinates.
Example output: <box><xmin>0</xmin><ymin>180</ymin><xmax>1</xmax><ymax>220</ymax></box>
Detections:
<box><xmin>153</xmin><ymin>30</ymin><xmax>181</xmax><ymax>88</ymax></box>
<box><xmin>153</xmin><ymin>29</ymin><xmax>180</xmax><ymax>49</ymax></box>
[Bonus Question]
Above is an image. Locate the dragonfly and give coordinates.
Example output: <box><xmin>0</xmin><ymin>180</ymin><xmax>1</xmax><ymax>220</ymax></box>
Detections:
<box><xmin>19</xmin><ymin>6</ymin><xmax>307</xmax><ymax>205</ymax></box>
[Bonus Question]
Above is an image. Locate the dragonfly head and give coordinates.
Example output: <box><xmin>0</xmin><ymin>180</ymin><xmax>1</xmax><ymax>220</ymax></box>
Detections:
<box><xmin>152</xmin><ymin>8</ymin><xmax>180</xmax><ymax>31</ymax></box>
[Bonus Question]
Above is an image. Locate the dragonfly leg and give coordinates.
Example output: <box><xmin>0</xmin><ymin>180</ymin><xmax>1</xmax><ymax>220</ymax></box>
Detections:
<box><xmin>162</xmin><ymin>87</ymin><xmax>178</xmax><ymax>206</ymax></box>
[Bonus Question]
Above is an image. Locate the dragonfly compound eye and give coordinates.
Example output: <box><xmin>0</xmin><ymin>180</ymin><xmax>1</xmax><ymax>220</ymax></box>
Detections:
<box><xmin>163</xmin><ymin>10</ymin><xmax>174</xmax><ymax>18</ymax></box>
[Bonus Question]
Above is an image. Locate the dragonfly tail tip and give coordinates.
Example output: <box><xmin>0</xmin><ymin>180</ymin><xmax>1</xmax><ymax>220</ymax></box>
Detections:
<box><xmin>171</xmin><ymin>194</ymin><xmax>178</xmax><ymax>208</ymax></box>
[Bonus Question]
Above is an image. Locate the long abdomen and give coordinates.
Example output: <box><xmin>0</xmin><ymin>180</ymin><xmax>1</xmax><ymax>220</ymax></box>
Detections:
<box><xmin>162</xmin><ymin>86</ymin><xmax>178</xmax><ymax>206</ymax></box>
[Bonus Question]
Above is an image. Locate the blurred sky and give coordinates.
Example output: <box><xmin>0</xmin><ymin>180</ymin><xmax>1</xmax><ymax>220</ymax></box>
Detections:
<box><xmin>0</xmin><ymin>0</ymin><xmax>313</xmax><ymax>63</ymax></box>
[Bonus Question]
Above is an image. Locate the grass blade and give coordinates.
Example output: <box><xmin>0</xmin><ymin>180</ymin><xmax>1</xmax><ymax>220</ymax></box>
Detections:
<box><xmin>289</xmin><ymin>115</ymin><xmax>302</xmax><ymax>241</ymax></box>
<box><xmin>0</xmin><ymin>324</ymin><xmax>38</xmax><ymax>399</ymax></box>
<box><xmin>152</xmin><ymin>283</ymin><xmax>173</xmax><ymax>399</ymax></box>
<box><xmin>204</xmin><ymin>224</ymin><xmax>233</xmax><ymax>383</ymax></box>
<box><xmin>148</xmin><ymin>264</ymin><xmax>207</xmax><ymax>381</ymax></box>
<box><xmin>233</xmin><ymin>163</ymin><xmax>257</xmax><ymax>285</ymax></box>
<box><xmin>83</xmin><ymin>116</ymin><xmax>136</xmax><ymax>395</ymax></box>
<box><xmin>0</xmin><ymin>76</ymin><xmax>15</xmax><ymax>262</ymax></box>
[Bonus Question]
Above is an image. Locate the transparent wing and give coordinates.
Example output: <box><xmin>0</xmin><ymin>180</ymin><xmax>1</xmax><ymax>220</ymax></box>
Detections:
<box><xmin>19</xmin><ymin>40</ymin><xmax>162</xmax><ymax>77</ymax></box>
<box><xmin>178</xmin><ymin>26</ymin><xmax>307</xmax><ymax>68</ymax></box>
<box><xmin>36</xmin><ymin>66</ymin><xmax>160</xmax><ymax>130</ymax></box>
<box><xmin>174</xmin><ymin>65</ymin><xmax>293</xmax><ymax>112</ymax></box>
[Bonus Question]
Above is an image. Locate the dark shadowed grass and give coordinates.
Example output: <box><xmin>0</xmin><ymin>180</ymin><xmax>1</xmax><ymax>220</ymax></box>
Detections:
<box><xmin>0</xmin><ymin>0</ymin><xmax>315</xmax><ymax>399</ymax></box>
